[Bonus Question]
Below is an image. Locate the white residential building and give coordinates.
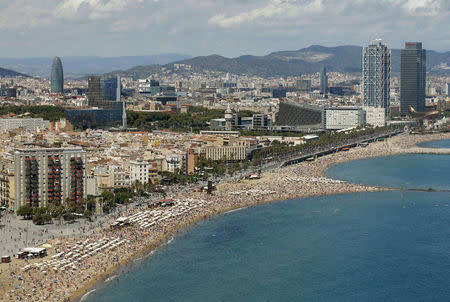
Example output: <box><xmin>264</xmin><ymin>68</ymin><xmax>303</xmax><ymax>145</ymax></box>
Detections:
<box><xmin>130</xmin><ymin>160</ymin><xmax>150</xmax><ymax>184</ymax></box>
<box><xmin>0</xmin><ymin>118</ymin><xmax>49</xmax><ymax>132</ymax></box>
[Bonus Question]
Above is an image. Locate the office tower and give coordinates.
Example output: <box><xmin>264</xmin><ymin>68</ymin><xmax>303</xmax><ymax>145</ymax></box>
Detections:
<box><xmin>362</xmin><ymin>39</ymin><xmax>391</xmax><ymax>115</ymax></box>
<box><xmin>320</xmin><ymin>67</ymin><xmax>328</xmax><ymax>96</ymax></box>
<box><xmin>50</xmin><ymin>57</ymin><xmax>64</xmax><ymax>93</ymax></box>
<box><xmin>14</xmin><ymin>148</ymin><xmax>87</xmax><ymax>209</ymax></box>
<box><xmin>400</xmin><ymin>42</ymin><xmax>426</xmax><ymax>115</ymax></box>
<box><xmin>88</xmin><ymin>75</ymin><xmax>120</xmax><ymax>109</ymax></box>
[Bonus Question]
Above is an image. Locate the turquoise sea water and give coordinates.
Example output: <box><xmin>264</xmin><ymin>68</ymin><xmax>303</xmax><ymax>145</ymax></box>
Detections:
<box><xmin>418</xmin><ymin>139</ymin><xmax>450</xmax><ymax>149</ymax></box>
<box><xmin>85</xmin><ymin>153</ymin><xmax>450</xmax><ymax>302</ymax></box>
<box><xmin>325</xmin><ymin>154</ymin><xmax>450</xmax><ymax>190</ymax></box>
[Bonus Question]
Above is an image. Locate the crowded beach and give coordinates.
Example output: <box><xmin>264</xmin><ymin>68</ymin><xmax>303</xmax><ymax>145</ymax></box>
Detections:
<box><xmin>0</xmin><ymin>132</ymin><xmax>449</xmax><ymax>302</ymax></box>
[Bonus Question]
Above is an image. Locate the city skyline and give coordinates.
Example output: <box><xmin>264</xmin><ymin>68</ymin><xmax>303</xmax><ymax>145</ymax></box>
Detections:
<box><xmin>0</xmin><ymin>0</ymin><xmax>448</xmax><ymax>58</ymax></box>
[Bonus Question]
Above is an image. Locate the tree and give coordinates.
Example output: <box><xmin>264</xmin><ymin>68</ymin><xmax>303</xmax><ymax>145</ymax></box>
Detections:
<box><xmin>17</xmin><ymin>205</ymin><xmax>34</xmax><ymax>220</ymax></box>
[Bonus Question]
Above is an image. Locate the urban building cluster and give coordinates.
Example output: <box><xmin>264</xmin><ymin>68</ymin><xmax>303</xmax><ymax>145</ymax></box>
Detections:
<box><xmin>0</xmin><ymin>43</ymin><xmax>448</xmax><ymax>213</ymax></box>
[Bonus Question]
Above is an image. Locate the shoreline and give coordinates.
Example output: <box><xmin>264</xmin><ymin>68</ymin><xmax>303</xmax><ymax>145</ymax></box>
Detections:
<box><xmin>1</xmin><ymin>132</ymin><xmax>449</xmax><ymax>302</ymax></box>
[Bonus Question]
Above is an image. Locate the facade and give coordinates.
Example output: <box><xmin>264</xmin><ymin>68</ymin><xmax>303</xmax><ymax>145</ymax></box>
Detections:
<box><xmin>88</xmin><ymin>75</ymin><xmax>120</xmax><ymax>109</ymax></box>
<box><xmin>252</xmin><ymin>114</ymin><xmax>269</xmax><ymax>129</ymax></box>
<box><xmin>14</xmin><ymin>148</ymin><xmax>87</xmax><ymax>210</ymax></box>
<box><xmin>50</xmin><ymin>57</ymin><xmax>64</xmax><ymax>94</ymax></box>
<box><xmin>320</xmin><ymin>67</ymin><xmax>328</xmax><ymax>96</ymax></box>
<box><xmin>0</xmin><ymin>171</ymin><xmax>14</xmax><ymax>209</ymax></box>
<box><xmin>324</xmin><ymin>107</ymin><xmax>365</xmax><ymax>130</ymax></box>
<box><xmin>68</xmin><ymin>75</ymin><xmax>123</xmax><ymax>129</ymax></box>
<box><xmin>400</xmin><ymin>42</ymin><xmax>426</xmax><ymax>115</ymax></box>
<box><xmin>363</xmin><ymin>107</ymin><xmax>386</xmax><ymax>128</ymax></box>
<box><xmin>130</xmin><ymin>160</ymin><xmax>150</xmax><ymax>185</ymax></box>
<box><xmin>0</xmin><ymin>118</ymin><xmax>49</xmax><ymax>132</ymax></box>
<box><xmin>204</xmin><ymin>146</ymin><xmax>247</xmax><ymax>161</ymax></box>
<box><xmin>296</xmin><ymin>79</ymin><xmax>311</xmax><ymax>92</ymax></box>
<box><xmin>272</xmin><ymin>88</ymin><xmax>287</xmax><ymax>98</ymax></box>
<box><xmin>276</xmin><ymin>102</ymin><xmax>324</xmax><ymax>129</ymax></box>
<box><xmin>362</xmin><ymin>40</ymin><xmax>391</xmax><ymax>115</ymax></box>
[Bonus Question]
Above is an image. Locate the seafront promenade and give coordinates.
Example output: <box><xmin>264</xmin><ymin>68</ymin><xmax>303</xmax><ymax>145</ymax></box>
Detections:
<box><xmin>0</xmin><ymin>132</ymin><xmax>449</xmax><ymax>302</ymax></box>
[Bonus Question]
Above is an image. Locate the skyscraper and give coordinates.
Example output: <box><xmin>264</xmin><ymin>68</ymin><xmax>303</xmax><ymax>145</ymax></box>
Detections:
<box><xmin>362</xmin><ymin>39</ymin><xmax>391</xmax><ymax>115</ymax></box>
<box><xmin>320</xmin><ymin>67</ymin><xmax>328</xmax><ymax>96</ymax></box>
<box><xmin>50</xmin><ymin>57</ymin><xmax>64</xmax><ymax>94</ymax></box>
<box><xmin>88</xmin><ymin>75</ymin><xmax>121</xmax><ymax>109</ymax></box>
<box><xmin>400</xmin><ymin>42</ymin><xmax>426</xmax><ymax>115</ymax></box>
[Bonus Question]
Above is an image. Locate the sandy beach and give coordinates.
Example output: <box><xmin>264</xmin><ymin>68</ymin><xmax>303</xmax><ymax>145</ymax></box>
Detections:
<box><xmin>1</xmin><ymin>132</ymin><xmax>449</xmax><ymax>302</ymax></box>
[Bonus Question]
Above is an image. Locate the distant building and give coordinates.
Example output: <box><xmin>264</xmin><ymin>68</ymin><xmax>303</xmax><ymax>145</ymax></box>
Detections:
<box><xmin>296</xmin><ymin>79</ymin><xmax>311</xmax><ymax>92</ymax></box>
<box><xmin>0</xmin><ymin>118</ymin><xmax>49</xmax><ymax>132</ymax></box>
<box><xmin>320</xmin><ymin>67</ymin><xmax>328</xmax><ymax>96</ymax></box>
<box><xmin>88</xmin><ymin>75</ymin><xmax>120</xmax><ymax>109</ymax></box>
<box><xmin>130</xmin><ymin>160</ymin><xmax>150</xmax><ymax>185</ymax></box>
<box><xmin>204</xmin><ymin>146</ymin><xmax>247</xmax><ymax>161</ymax></box>
<box><xmin>324</xmin><ymin>107</ymin><xmax>365</xmax><ymax>130</ymax></box>
<box><xmin>272</xmin><ymin>88</ymin><xmax>287</xmax><ymax>98</ymax></box>
<box><xmin>362</xmin><ymin>40</ymin><xmax>391</xmax><ymax>115</ymax></box>
<box><xmin>67</xmin><ymin>75</ymin><xmax>124</xmax><ymax>129</ymax></box>
<box><xmin>6</xmin><ymin>88</ymin><xmax>16</xmax><ymax>98</ymax></box>
<box><xmin>50</xmin><ymin>57</ymin><xmax>64</xmax><ymax>94</ymax></box>
<box><xmin>276</xmin><ymin>102</ymin><xmax>324</xmax><ymax>129</ymax></box>
<box><xmin>400</xmin><ymin>42</ymin><xmax>426</xmax><ymax>115</ymax></box>
<box><xmin>14</xmin><ymin>148</ymin><xmax>87</xmax><ymax>209</ymax></box>
<box><xmin>363</xmin><ymin>107</ymin><xmax>386</xmax><ymax>127</ymax></box>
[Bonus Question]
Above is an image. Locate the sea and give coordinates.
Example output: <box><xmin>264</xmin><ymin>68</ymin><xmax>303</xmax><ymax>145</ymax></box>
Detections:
<box><xmin>84</xmin><ymin>139</ymin><xmax>450</xmax><ymax>302</ymax></box>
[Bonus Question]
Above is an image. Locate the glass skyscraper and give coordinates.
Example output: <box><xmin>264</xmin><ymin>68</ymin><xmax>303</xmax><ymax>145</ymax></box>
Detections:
<box><xmin>400</xmin><ymin>42</ymin><xmax>426</xmax><ymax>115</ymax></box>
<box><xmin>68</xmin><ymin>75</ymin><xmax>124</xmax><ymax>129</ymax></box>
<box><xmin>320</xmin><ymin>67</ymin><xmax>328</xmax><ymax>96</ymax></box>
<box><xmin>50</xmin><ymin>57</ymin><xmax>64</xmax><ymax>94</ymax></box>
<box><xmin>88</xmin><ymin>75</ymin><xmax>121</xmax><ymax>109</ymax></box>
<box><xmin>362</xmin><ymin>39</ymin><xmax>391</xmax><ymax>115</ymax></box>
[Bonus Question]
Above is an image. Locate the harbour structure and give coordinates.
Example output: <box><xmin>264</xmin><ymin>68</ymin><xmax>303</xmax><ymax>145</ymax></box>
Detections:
<box><xmin>400</xmin><ymin>42</ymin><xmax>426</xmax><ymax>115</ymax></box>
<box><xmin>14</xmin><ymin>148</ymin><xmax>87</xmax><ymax>209</ymax></box>
<box><xmin>50</xmin><ymin>57</ymin><xmax>64</xmax><ymax>94</ymax></box>
<box><xmin>362</xmin><ymin>39</ymin><xmax>391</xmax><ymax>115</ymax></box>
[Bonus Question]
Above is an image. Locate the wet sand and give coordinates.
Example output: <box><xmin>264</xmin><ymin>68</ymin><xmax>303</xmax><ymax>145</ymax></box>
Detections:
<box><xmin>1</xmin><ymin>132</ymin><xmax>449</xmax><ymax>302</ymax></box>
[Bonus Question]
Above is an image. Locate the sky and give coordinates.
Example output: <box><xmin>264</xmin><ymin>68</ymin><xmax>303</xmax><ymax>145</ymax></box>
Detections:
<box><xmin>0</xmin><ymin>0</ymin><xmax>448</xmax><ymax>58</ymax></box>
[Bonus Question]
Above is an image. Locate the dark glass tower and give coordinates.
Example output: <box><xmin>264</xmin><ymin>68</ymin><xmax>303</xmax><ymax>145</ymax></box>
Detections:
<box><xmin>50</xmin><ymin>57</ymin><xmax>64</xmax><ymax>93</ymax></box>
<box><xmin>400</xmin><ymin>42</ymin><xmax>426</xmax><ymax>115</ymax></box>
<box><xmin>88</xmin><ymin>75</ymin><xmax>120</xmax><ymax>109</ymax></box>
<box><xmin>320</xmin><ymin>66</ymin><xmax>328</xmax><ymax>96</ymax></box>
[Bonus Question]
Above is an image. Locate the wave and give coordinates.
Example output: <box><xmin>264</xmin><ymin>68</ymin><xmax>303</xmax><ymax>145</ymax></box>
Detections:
<box><xmin>105</xmin><ymin>275</ymin><xmax>117</xmax><ymax>283</ymax></box>
<box><xmin>224</xmin><ymin>207</ymin><xmax>248</xmax><ymax>214</ymax></box>
<box><xmin>80</xmin><ymin>289</ymin><xmax>96</xmax><ymax>301</ymax></box>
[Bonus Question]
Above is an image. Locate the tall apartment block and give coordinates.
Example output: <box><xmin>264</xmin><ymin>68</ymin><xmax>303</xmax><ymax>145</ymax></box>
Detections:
<box><xmin>362</xmin><ymin>39</ymin><xmax>391</xmax><ymax>116</ymax></box>
<box><xmin>14</xmin><ymin>148</ymin><xmax>87</xmax><ymax>209</ymax></box>
<box><xmin>400</xmin><ymin>42</ymin><xmax>426</xmax><ymax>115</ymax></box>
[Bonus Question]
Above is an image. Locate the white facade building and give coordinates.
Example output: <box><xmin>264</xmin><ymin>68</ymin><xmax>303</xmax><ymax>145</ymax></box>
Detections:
<box><xmin>324</xmin><ymin>107</ymin><xmax>365</xmax><ymax>130</ymax></box>
<box><xmin>364</xmin><ymin>107</ymin><xmax>386</xmax><ymax>127</ymax></box>
<box><xmin>130</xmin><ymin>160</ymin><xmax>150</xmax><ymax>184</ymax></box>
<box><xmin>0</xmin><ymin>118</ymin><xmax>49</xmax><ymax>132</ymax></box>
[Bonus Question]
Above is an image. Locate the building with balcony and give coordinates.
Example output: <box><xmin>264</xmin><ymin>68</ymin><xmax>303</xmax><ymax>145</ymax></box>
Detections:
<box><xmin>14</xmin><ymin>148</ymin><xmax>87</xmax><ymax>209</ymax></box>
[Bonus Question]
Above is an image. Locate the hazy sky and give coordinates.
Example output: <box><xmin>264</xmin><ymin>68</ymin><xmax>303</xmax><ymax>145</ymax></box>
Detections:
<box><xmin>0</xmin><ymin>0</ymin><xmax>448</xmax><ymax>58</ymax></box>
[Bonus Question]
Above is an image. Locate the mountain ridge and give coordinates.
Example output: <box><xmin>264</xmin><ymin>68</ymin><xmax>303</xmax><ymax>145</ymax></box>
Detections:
<box><xmin>110</xmin><ymin>45</ymin><xmax>450</xmax><ymax>78</ymax></box>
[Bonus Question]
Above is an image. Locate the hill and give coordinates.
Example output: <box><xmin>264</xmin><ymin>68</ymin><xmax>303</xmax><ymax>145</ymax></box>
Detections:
<box><xmin>111</xmin><ymin>45</ymin><xmax>450</xmax><ymax>78</ymax></box>
<box><xmin>0</xmin><ymin>54</ymin><xmax>191</xmax><ymax>78</ymax></box>
<box><xmin>0</xmin><ymin>67</ymin><xmax>28</xmax><ymax>78</ymax></box>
